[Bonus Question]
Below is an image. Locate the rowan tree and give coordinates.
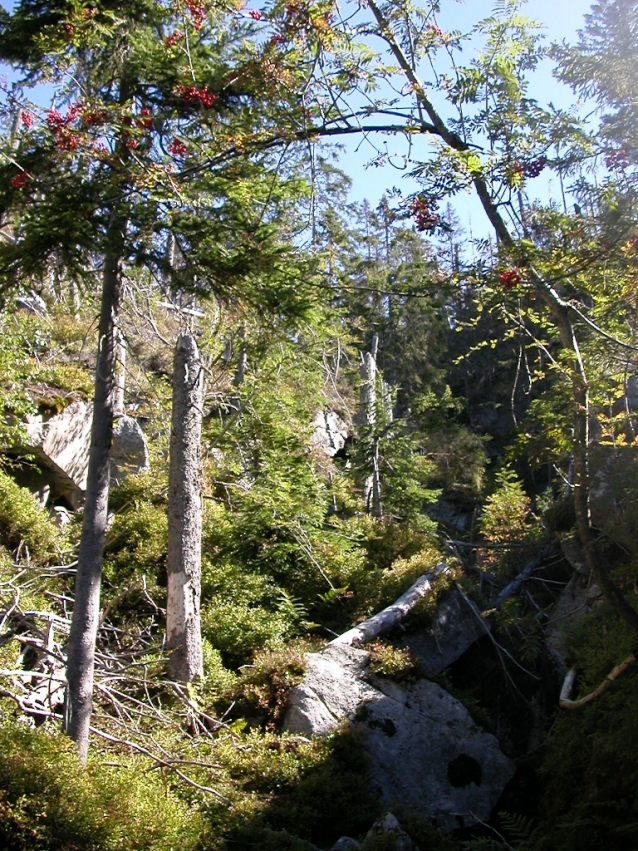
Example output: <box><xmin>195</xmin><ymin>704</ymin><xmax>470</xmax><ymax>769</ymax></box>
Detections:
<box><xmin>0</xmin><ymin>0</ymin><xmax>342</xmax><ymax>758</ymax></box>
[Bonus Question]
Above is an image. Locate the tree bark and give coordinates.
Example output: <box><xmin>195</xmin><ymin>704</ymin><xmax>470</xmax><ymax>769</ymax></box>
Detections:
<box><xmin>166</xmin><ymin>334</ymin><xmax>204</xmax><ymax>682</ymax></box>
<box><xmin>64</xmin><ymin>251</ymin><xmax>121</xmax><ymax>761</ymax></box>
<box><xmin>113</xmin><ymin>328</ymin><xmax>126</xmax><ymax>417</ymax></box>
<box><xmin>360</xmin><ymin>333</ymin><xmax>383</xmax><ymax>517</ymax></box>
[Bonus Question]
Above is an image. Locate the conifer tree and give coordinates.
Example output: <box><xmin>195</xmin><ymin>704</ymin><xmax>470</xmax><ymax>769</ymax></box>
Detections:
<box><xmin>0</xmin><ymin>0</ymin><xmax>326</xmax><ymax>757</ymax></box>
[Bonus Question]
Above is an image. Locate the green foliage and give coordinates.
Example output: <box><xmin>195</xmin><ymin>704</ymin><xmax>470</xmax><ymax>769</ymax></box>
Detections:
<box><xmin>540</xmin><ymin>604</ymin><xmax>638</xmax><ymax>850</ymax></box>
<box><xmin>0</xmin><ymin>720</ymin><xmax>202</xmax><ymax>851</ymax></box>
<box><xmin>101</xmin><ymin>498</ymin><xmax>168</xmax><ymax>618</ymax></box>
<box><xmin>201</xmin><ymin>555</ymin><xmax>298</xmax><ymax>667</ymax></box>
<box><xmin>367</xmin><ymin>640</ymin><xmax>421</xmax><ymax>681</ymax></box>
<box><xmin>462</xmin><ymin>812</ymin><xmax>540</xmax><ymax>851</ymax></box>
<box><xmin>205</xmin><ymin>728</ymin><xmax>381</xmax><ymax>849</ymax></box>
<box><xmin>0</xmin><ymin>469</ymin><xmax>65</xmax><ymax>562</ymax></box>
<box><xmin>0</xmin><ymin>310</ymin><xmax>93</xmax><ymax>441</ymax></box>
<box><xmin>218</xmin><ymin>643</ymin><xmax>311</xmax><ymax>729</ymax></box>
<box><xmin>480</xmin><ymin>467</ymin><xmax>541</xmax><ymax>578</ymax></box>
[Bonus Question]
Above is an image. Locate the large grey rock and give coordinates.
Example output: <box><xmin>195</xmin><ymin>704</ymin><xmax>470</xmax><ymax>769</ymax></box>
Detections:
<box><xmin>283</xmin><ymin>644</ymin><xmax>515</xmax><ymax>832</ymax></box>
<box><xmin>312</xmin><ymin>411</ymin><xmax>348</xmax><ymax>457</ymax></box>
<box><xmin>405</xmin><ymin>586</ymin><xmax>489</xmax><ymax>678</ymax></box>
<box><xmin>110</xmin><ymin>415</ymin><xmax>150</xmax><ymax>484</ymax></box>
<box><xmin>559</xmin><ymin>535</ymin><xmax>590</xmax><ymax>576</ymax></box>
<box><xmin>24</xmin><ymin>400</ymin><xmax>93</xmax><ymax>507</ymax></box>
<box><xmin>545</xmin><ymin>575</ymin><xmax>602</xmax><ymax>668</ymax></box>
<box><xmin>21</xmin><ymin>403</ymin><xmax>149</xmax><ymax>507</ymax></box>
<box><xmin>589</xmin><ymin>447</ymin><xmax>638</xmax><ymax>554</ymax></box>
<box><xmin>285</xmin><ymin>645</ymin><xmax>376</xmax><ymax>735</ymax></box>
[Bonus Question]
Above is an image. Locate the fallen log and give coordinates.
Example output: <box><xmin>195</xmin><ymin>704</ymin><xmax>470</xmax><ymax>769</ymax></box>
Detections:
<box><xmin>559</xmin><ymin>654</ymin><xmax>635</xmax><ymax>709</ymax></box>
<box><xmin>330</xmin><ymin>562</ymin><xmax>451</xmax><ymax>647</ymax></box>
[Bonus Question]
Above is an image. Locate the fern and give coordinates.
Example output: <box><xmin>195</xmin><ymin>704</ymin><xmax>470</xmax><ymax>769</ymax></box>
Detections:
<box><xmin>499</xmin><ymin>812</ymin><xmax>537</xmax><ymax>847</ymax></box>
<box><xmin>463</xmin><ymin>812</ymin><xmax>539</xmax><ymax>851</ymax></box>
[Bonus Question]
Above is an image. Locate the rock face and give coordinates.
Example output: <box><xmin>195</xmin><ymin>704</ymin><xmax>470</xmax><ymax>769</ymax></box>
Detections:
<box><xmin>283</xmin><ymin>643</ymin><xmax>515</xmax><ymax>832</ymax></box>
<box><xmin>405</xmin><ymin>586</ymin><xmax>489</xmax><ymax>678</ymax></box>
<box><xmin>24</xmin><ymin>401</ymin><xmax>93</xmax><ymax>507</ymax></box>
<box><xmin>21</xmin><ymin>402</ymin><xmax>149</xmax><ymax>507</ymax></box>
<box><xmin>311</xmin><ymin>411</ymin><xmax>348</xmax><ymax>457</ymax></box>
<box><xmin>110</xmin><ymin>416</ymin><xmax>150</xmax><ymax>485</ymax></box>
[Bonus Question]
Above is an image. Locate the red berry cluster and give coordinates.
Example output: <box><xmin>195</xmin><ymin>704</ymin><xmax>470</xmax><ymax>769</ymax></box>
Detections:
<box><xmin>47</xmin><ymin>104</ymin><xmax>82</xmax><ymax>150</ymax></box>
<box><xmin>186</xmin><ymin>0</ymin><xmax>206</xmax><ymax>30</ymax></box>
<box><xmin>165</xmin><ymin>30</ymin><xmax>184</xmax><ymax>48</ymax></box>
<box><xmin>499</xmin><ymin>267</ymin><xmax>521</xmax><ymax>289</ymax></box>
<box><xmin>410</xmin><ymin>196</ymin><xmax>440</xmax><ymax>232</ymax></box>
<box><xmin>168</xmin><ymin>138</ymin><xmax>188</xmax><ymax>156</ymax></box>
<box><xmin>606</xmin><ymin>148</ymin><xmax>629</xmax><ymax>171</ymax></box>
<box><xmin>249</xmin><ymin>9</ymin><xmax>263</xmax><ymax>19</ymax></box>
<box><xmin>11</xmin><ymin>171</ymin><xmax>30</xmax><ymax>189</ymax></box>
<box><xmin>20</xmin><ymin>111</ymin><xmax>33</xmax><ymax>129</ymax></box>
<box><xmin>82</xmin><ymin>107</ymin><xmax>108</xmax><ymax>127</ymax></box>
<box><xmin>427</xmin><ymin>24</ymin><xmax>443</xmax><ymax>36</ymax></box>
<box><xmin>525</xmin><ymin>155</ymin><xmax>547</xmax><ymax>178</ymax></box>
<box><xmin>136</xmin><ymin>107</ymin><xmax>153</xmax><ymax>129</ymax></box>
<box><xmin>177</xmin><ymin>84</ymin><xmax>218</xmax><ymax>107</ymax></box>
<box><xmin>269</xmin><ymin>32</ymin><xmax>285</xmax><ymax>46</ymax></box>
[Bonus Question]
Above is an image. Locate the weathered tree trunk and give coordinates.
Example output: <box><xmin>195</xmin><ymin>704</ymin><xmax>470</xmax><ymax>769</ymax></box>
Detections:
<box><xmin>113</xmin><ymin>328</ymin><xmax>126</xmax><ymax>416</ymax></box>
<box><xmin>360</xmin><ymin>333</ymin><xmax>383</xmax><ymax>517</ymax></box>
<box><xmin>228</xmin><ymin>326</ymin><xmax>247</xmax><ymax>415</ymax></box>
<box><xmin>64</xmin><ymin>251</ymin><xmax>122</xmax><ymax>761</ymax></box>
<box><xmin>166</xmin><ymin>334</ymin><xmax>204</xmax><ymax>682</ymax></box>
<box><xmin>331</xmin><ymin>563</ymin><xmax>450</xmax><ymax>646</ymax></box>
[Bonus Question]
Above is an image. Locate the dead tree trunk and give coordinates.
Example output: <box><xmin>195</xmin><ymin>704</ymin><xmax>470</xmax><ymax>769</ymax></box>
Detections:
<box><xmin>64</xmin><ymin>251</ymin><xmax>122</xmax><ymax>762</ymax></box>
<box><xmin>113</xmin><ymin>328</ymin><xmax>126</xmax><ymax>417</ymax></box>
<box><xmin>166</xmin><ymin>334</ymin><xmax>204</xmax><ymax>682</ymax></box>
<box><xmin>360</xmin><ymin>333</ymin><xmax>383</xmax><ymax>517</ymax></box>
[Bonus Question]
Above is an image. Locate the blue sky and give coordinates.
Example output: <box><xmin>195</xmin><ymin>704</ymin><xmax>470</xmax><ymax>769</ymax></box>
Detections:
<box><xmin>333</xmin><ymin>0</ymin><xmax>595</xmax><ymax>222</ymax></box>
<box><xmin>1</xmin><ymin>0</ymin><xmax>596</xmax><ymax>236</ymax></box>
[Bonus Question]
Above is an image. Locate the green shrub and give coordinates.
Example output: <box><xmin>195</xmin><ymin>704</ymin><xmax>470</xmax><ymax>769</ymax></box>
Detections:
<box><xmin>0</xmin><ymin>720</ymin><xmax>203</xmax><ymax>851</ymax></box>
<box><xmin>218</xmin><ymin>643</ymin><xmax>311</xmax><ymax>729</ymax></box>
<box><xmin>204</xmin><ymin>728</ymin><xmax>381</xmax><ymax>850</ymax></box>
<box><xmin>367</xmin><ymin>641</ymin><xmax>421</xmax><ymax>682</ymax></box>
<box><xmin>201</xmin><ymin>558</ymin><xmax>299</xmax><ymax>666</ymax></box>
<box><xmin>0</xmin><ymin>470</ymin><xmax>65</xmax><ymax>562</ymax></box>
<box><xmin>101</xmin><ymin>499</ymin><xmax>168</xmax><ymax>618</ymax></box>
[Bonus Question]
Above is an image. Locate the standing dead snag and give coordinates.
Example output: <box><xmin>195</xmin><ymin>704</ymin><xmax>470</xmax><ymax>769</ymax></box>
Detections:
<box><xmin>166</xmin><ymin>334</ymin><xmax>204</xmax><ymax>682</ymax></box>
<box><xmin>360</xmin><ymin>333</ymin><xmax>383</xmax><ymax>518</ymax></box>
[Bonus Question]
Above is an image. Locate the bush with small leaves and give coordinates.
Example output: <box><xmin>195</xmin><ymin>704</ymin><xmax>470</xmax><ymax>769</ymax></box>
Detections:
<box><xmin>0</xmin><ymin>720</ymin><xmax>203</xmax><ymax>851</ymax></box>
<box><xmin>0</xmin><ymin>470</ymin><xmax>65</xmax><ymax>563</ymax></box>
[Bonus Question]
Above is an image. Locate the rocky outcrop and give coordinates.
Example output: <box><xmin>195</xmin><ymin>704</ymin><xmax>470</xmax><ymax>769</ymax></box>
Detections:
<box><xmin>24</xmin><ymin>401</ymin><xmax>93</xmax><ymax>507</ymax></box>
<box><xmin>312</xmin><ymin>411</ymin><xmax>348</xmax><ymax>457</ymax></box>
<box><xmin>405</xmin><ymin>586</ymin><xmax>489</xmax><ymax>678</ymax></box>
<box><xmin>283</xmin><ymin>585</ymin><xmax>514</xmax><ymax>833</ymax></box>
<box><xmin>284</xmin><ymin>643</ymin><xmax>514</xmax><ymax>831</ymax></box>
<box><xmin>110</xmin><ymin>415</ymin><xmax>150</xmax><ymax>485</ymax></box>
<box><xmin>18</xmin><ymin>402</ymin><xmax>149</xmax><ymax>507</ymax></box>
